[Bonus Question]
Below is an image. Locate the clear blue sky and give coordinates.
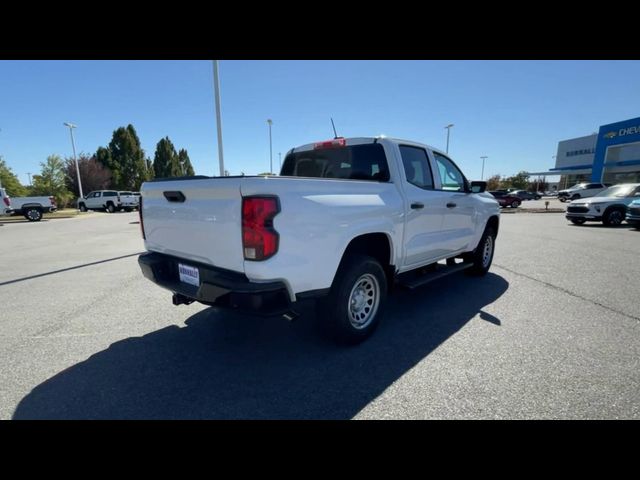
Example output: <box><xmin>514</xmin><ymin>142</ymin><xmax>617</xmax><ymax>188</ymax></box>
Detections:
<box><xmin>1</xmin><ymin>60</ymin><xmax>639</xmax><ymax>184</ymax></box>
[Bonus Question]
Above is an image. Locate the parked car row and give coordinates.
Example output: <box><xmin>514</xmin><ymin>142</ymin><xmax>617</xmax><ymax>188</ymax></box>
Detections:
<box><xmin>0</xmin><ymin>188</ymin><xmax>139</xmax><ymax>222</ymax></box>
<box><xmin>565</xmin><ymin>183</ymin><xmax>640</xmax><ymax>227</ymax></box>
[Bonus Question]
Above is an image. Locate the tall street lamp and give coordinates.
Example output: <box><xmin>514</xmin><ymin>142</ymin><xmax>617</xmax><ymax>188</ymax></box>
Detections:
<box><xmin>267</xmin><ymin>119</ymin><xmax>273</xmax><ymax>174</ymax></box>
<box><xmin>278</xmin><ymin>152</ymin><xmax>282</xmax><ymax>172</ymax></box>
<box><xmin>444</xmin><ymin>124</ymin><xmax>454</xmax><ymax>154</ymax></box>
<box><xmin>480</xmin><ymin>156</ymin><xmax>488</xmax><ymax>180</ymax></box>
<box><xmin>64</xmin><ymin>122</ymin><xmax>84</xmax><ymax>200</ymax></box>
<box><xmin>213</xmin><ymin>60</ymin><xmax>225</xmax><ymax>177</ymax></box>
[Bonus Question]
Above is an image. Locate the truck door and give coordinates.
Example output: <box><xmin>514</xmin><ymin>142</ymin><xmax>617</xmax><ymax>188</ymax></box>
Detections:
<box><xmin>398</xmin><ymin>144</ymin><xmax>454</xmax><ymax>268</ymax></box>
<box><xmin>88</xmin><ymin>191</ymin><xmax>100</xmax><ymax>208</ymax></box>
<box><xmin>430</xmin><ymin>151</ymin><xmax>476</xmax><ymax>254</ymax></box>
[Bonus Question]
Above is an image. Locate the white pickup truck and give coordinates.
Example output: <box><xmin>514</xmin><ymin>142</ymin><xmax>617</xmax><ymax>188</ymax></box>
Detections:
<box><xmin>0</xmin><ymin>188</ymin><xmax>13</xmax><ymax>216</ymax></box>
<box><xmin>9</xmin><ymin>196</ymin><xmax>57</xmax><ymax>221</ymax></box>
<box><xmin>138</xmin><ymin>137</ymin><xmax>500</xmax><ymax>343</ymax></box>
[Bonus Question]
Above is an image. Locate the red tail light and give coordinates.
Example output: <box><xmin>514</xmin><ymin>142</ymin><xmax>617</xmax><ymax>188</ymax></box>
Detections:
<box><xmin>242</xmin><ymin>196</ymin><xmax>280</xmax><ymax>261</ymax></box>
<box><xmin>49</xmin><ymin>196</ymin><xmax>56</xmax><ymax>206</ymax></box>
<box><xmin>3</xmin><ymin>197</ymin><xmax>10</xmax><ymax>207</ymax></box>
<box><xmin>139</xmin><ymin>195</ymin><xmax>146</xmax><ymax>239</ymax></box>
<box><xmin>313</xmin><ymin>137</ymin><xmax>346</xmax><ymax>149</ymax></box>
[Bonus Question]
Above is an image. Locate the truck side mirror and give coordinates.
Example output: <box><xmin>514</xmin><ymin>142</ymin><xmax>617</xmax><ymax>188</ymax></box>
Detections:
<box><xmin>469</xmin><ymin>181</ymin><xmax>487</xmax><ymax>193</ymax></box>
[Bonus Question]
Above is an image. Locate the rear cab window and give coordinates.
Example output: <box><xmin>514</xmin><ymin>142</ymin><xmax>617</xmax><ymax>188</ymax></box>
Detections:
<box><xmin>281</xmin><ymin>143</ymin><xmax>390</xmax><ymax>182</ymax></box>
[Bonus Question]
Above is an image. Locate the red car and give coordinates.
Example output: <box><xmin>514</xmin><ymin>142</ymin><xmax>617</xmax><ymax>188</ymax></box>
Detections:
<box><xmin>489</xmin><ymin>191</ymin><xmax>521</xmax><ymax>208</ymax></box>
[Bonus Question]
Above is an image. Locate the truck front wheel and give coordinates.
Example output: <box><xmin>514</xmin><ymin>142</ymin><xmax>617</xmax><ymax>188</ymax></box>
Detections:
<box><xmin>465</xmin><ymin>227</ymin><xmax>496</xmax><ymax>276</ymax></box>
<box><xmin>106</xmin><ymin>203</ymin><xmax>115</xmax><ymax>213</ymax></box>
<box><xmin>24</xmin><ymin>208</ymin><xmax>43</xmax><ymax>222</ymax></box>
<box><xmin>320</xmin><ymin>254</ymin><xmax>387</xmax><ymax>345</ymax></box>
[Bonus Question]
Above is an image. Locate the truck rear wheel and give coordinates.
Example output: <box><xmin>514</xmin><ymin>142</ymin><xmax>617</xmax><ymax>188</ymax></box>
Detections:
<box><xmin>465</xmin><ymin>227</ymin><xmax>495</xmax><ymax>276</ymax></box>
<box><xmin>320</xmin><ymin>254</ymin><xmax>387</xmax><ymax>345</ymax></box>
<box><xmin>106</xmin><ymin>203</ymin><xmax>115</xmax><ymax>213</ymax></box>
<box><xmin>24</xmin><ymin>208</ymin><xmax>42</xmax><ymax>222</ymax></box>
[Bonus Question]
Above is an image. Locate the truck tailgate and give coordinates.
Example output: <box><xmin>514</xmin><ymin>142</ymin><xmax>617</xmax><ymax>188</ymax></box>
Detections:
<box><xmin>141</xmin><ymin>178</ymin><xmax>245</xmax><ymax>273</ymax></box>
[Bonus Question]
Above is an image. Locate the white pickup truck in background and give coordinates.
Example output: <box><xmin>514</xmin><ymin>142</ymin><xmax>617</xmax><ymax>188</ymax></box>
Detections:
<box><xmin>0</xmin><ymin>188</ymin><xmax>14</xmax><ymax>216</ymax></box>
<box><xmin>138</xmin><ymin>136</ymin><xmax>500</xmax><ymax>343</ymax></box>
<box><xmin>6</xmin><ymin>195</ymin><xmax>57</xmax><ymax>221</ymax></box>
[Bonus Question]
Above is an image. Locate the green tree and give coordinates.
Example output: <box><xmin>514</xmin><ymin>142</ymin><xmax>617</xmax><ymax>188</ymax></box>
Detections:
<box><xmin>485</xmin><ymin>174</ymin><xmax>502</xmax><ymax>191</ymax></box>
<box><xmin>107</xmin><ymin>125</ymin><xmax>147</xmax><ymax>191</ymax></box>
<box><xmin>0</xmin><ymin>157</ymin><xmax>28</xmax><ymax>196</ymax></box>
<box><xmin>502</xmin><ymin>171</ymin><xmax>530</xmax><ymax>190</ymax></box>
<box><xmin>95</xmin><ymin>146</ymin><xmax>117</xmax><ymax>186</ymax></box>
<box><xmin>177</xmin><ymin>149</ymin><xmax>195</xmax><ymax>176</ymax></box>
<box><xmin>153</xmin><ymin>137</ymin><xmax>180</xmax><ymax>178</ymax></box>
<box><xmin>31</xmin><ymin>155</ymin><xmax>73</xmax><ymax>207</ymax></box>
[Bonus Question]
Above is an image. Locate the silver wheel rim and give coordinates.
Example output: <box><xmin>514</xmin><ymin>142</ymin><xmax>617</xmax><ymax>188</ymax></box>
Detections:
<box><xmin>28</xmin><ymin>210</ymin><xmax>39</xmax><ymax>220</ymax></box>
<box><xmin>347</xmin><ymin>273</ymin><xmax>380</xmax><ymax>330</ymax></box>
<box><xmin>482</xmin><ymin>235</ymin><xmax>493</xmax><ymax>268</ymax></box>
<box><xmin>610</xmin><ymin>211</ymin><xmax>623</xmax><ymax>225</ymax></box>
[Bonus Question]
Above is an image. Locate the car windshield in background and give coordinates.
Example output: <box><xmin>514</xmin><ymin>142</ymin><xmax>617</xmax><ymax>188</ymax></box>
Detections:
<box><xmin>280</xmin><ymin>143</ymin><xmax>390</xmax><ymax>182</ymax></box>
<box><xmin>599</xmin><ymin>185</ymin><xmax>637</xmax><ymax>198</ymax></box>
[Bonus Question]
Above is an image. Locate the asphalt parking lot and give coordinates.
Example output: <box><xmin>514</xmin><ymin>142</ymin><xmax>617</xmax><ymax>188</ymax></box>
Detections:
<box><xmin>1</xmin><ymin>210</ymin><xmax>638</xmax><ymax>419</ymax></box>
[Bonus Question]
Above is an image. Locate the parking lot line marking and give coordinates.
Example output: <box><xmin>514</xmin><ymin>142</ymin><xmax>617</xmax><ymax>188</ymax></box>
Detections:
<box><xmin>0</xmin><ymin>252</ymin><xmax>144</xmax><ymax>287</ymax></box>
<box><xmin>493</xmin><ymin>264</ymin><xmax>640</xmax><ymax>323</ymax></box>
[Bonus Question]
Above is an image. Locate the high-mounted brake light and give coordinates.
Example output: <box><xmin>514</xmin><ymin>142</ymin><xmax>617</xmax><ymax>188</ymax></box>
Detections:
<box><xmin>313</xmin><ymin>137</ymin><xmax>346</xmax><ymax>149</ymax></box>
<box><xmin>3</xmin><ymin>196</ymin><xmax>10</xmax><ymax>207</ymax></box>
<box><xmin>139</xmin><ymin>195</ymin><xmax>146</xmax><ymax>240</ymax></box>
<box><xmin>242</xmin><ymin>196</ymin><xmax>280</xmax><ymax>261</ymax></box>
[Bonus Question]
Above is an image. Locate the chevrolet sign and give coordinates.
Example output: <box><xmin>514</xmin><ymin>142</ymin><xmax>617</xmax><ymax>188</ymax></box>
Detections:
<box><xmin>604</xmin><ymin>131</ymin><xmax>617</xmax><ymax>139</ymax></box>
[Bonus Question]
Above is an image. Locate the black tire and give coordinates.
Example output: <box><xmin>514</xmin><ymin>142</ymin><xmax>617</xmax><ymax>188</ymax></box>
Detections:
<box><xmin>79</xmin><ymin>203</ymin><xmax>87</xmax><ymax>212</ymax></box>
<box><xmin>570</xmin><ymin>218</ymin><xmax>586</xmax><ymax>225</ymax></box>
<box><xmin>535</xmin><ymin>195</ymin><xmax>541</xmax><ymax>200</ymax></box>
<box><xmin>559</xmin><ymin>197</ymin><xmax>567</xmax><ymax>203</ymax></box>
<box><xmin>319</xmin><ymin>254</ymin><xmax>387</xmax><ymax>345</ymax></box>
<box><xmin>571</xmin><ymin>194</ymin><xmax>580</xmax><ymax>201</ymax></box>
<box><xmin>465</xmin><ymin>227</ymin><xmax>496</xmax><ymax>276</ymax></box>
<box><xmin>124</xmin><ymin>207</ymin><xmax>132</xmax><ymax>212</ymax></box>
<box><xmin>24</xmin><ymin>208</ymin><xmax>42</xmax><ymax>222</ymax></box>
<box><xmin>603</xmin><ymin>208</ymin><xmax>625</xmax><ymax>226</ymax></box>
<box><xmin>106</xmin><ymin>203</ymin><xmax>115</xmax><ymax>213</ymax></box>
<box><xmin>511</xmin><ymin>200</ymin><xmax>520</xmax><ymax>208</ymax></box>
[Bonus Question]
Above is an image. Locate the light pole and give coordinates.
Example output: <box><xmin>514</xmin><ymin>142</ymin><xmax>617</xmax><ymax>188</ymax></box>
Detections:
<box><xmin>444</xmin><ymin>124</ymin><xmax>454</xmax><ymax>154</ymax></box>
<box><xmin>213</xmin><ymin>60</ymin><xmax>225</xmax><ymax>177</ymax></box>
<box><xmin>480</xmin><ymin>156</ymin><xmax>488</xmax><ymax>180</ymax></box>
<box><xmin>64</xmin><ymin>122</ymin><xmax>84</xmax><ymax>200</ymax></box>
<box><xmin>278</xmin><ymin>152</ymin><xmax>282</xmax><ymax>172</ymax></box>
<box><xmin>26</xmin><ymin>172</ymin><xmax>32</xmax><ymax>186</ymax></box>
<box><xmin>267</xmin><ymin>119</ymin><xmax>273</xmax><ymax>174</ymax></box>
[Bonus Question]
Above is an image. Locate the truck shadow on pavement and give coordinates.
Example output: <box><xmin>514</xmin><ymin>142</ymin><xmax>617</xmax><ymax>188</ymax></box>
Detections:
<box><xmin>13</xmin><ymin>273</ymin><xmax>508</xmax><ymax>419</ymax></box>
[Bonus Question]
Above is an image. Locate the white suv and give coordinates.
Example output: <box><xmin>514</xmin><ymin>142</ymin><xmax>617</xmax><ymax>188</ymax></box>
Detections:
<box><xmin>566</xmin><ymin>183</ymin><xmax>640</xmax><ymax>226</ymax></box>
<box><xmin>78</xmin><ymin>190</ymin><xmax>124</xmax><ymax>213</ymax></box>
<box><xmin>557</xmin><ymin>182</ymin><xmax>608</xmax><ymax>202</ymax></box>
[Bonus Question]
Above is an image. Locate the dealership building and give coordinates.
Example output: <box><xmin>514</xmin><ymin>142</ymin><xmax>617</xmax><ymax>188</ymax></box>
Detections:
<box><xmin>532</xmin><ymin>116</ymin><xmax>640</xmax><ymax>189</ymax></box>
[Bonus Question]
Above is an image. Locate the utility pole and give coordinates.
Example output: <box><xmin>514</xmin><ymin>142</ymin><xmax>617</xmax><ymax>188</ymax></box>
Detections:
<box><xmin>213</xmin><ymin>60</ymin><xmax>225</xmax><ymax>176</ymax></box>
<box><xmin>64</xmin><ymin>122</ymin><xmax>84</xmax><ymax>199</ymax></box>
<box><xmin>278</xmin><ymin>152</ymin><xmax>282</xmax><ymax>172</ymax></box>
<box><xmin>480</xmin><ymin>156</ymin><xmax>488</xmax><ymax>180</ymax></box>
<box><xmin>445</xmin><ymin>124</ymin><xmax>454</xmax><ymax>154</ymax></box>
<box><xmin>267</xmin><ymin>119</ymin><xmax>273</xmax><ymax>174</ymax></box>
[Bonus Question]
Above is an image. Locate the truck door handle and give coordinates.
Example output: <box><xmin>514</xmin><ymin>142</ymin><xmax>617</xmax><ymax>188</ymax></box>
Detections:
<box><xmin>446</xmin><ymin>202</ymin><xmax>457</xmax><ymax>208</ymax></box>
<box><xmin>410</xmin><ymin>202</ymin><xmax>424</xmax><ymax>210</ymax></box>
<box><xmin>164</xmin><ymin>191</ymin><xmax>186</xmax><ymax>203</ymax></box>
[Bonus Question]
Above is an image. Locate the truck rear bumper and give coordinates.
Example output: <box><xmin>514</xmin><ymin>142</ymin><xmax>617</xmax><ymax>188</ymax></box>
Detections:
<box><xmin>138</xmin><ymin>251</ymin><xmax>292</xmax><ymax>315</ymax></box>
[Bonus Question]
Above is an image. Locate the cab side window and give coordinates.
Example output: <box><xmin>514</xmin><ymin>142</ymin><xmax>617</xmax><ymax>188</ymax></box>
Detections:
<box><xmin>399</xmin><ymin>145</ymin><xmax>434</xmax><ymax>189</ymax></box>
<box><xmin>433</xmin><ymin>152</ymin><xmax>465</xmax><ymax>192</ymax></box>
